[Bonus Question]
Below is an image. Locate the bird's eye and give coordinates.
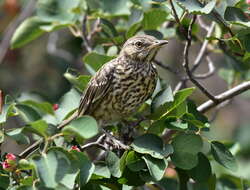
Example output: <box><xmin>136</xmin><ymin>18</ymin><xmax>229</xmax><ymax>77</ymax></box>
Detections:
<box><xmin>135</xmin><ymin>41</ymin><xmax>143</xmax><ymax>48</ymax></box>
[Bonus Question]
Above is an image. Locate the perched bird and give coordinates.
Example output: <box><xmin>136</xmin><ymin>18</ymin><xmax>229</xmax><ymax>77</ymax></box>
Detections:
<box><xmin>58</xmin><ymin>35</ymin><xmax>168</xmax><ymax>128</ymax></box>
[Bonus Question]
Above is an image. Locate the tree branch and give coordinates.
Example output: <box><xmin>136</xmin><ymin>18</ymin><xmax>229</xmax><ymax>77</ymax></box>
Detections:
<box><xmin>153</xmin><ymin>60</ymin><xmax>180</xmax><ymax>76</ymax></box>
<box><xmin>192</xmin><ymin>56</ymin><xmax>215</xmax><ymax>79</ymax></box>
<box><xmin>197</xmin><ymin>81</ymin><xmax>250</xmax><ymax>113</ymax></box>
<box><xmin>174</xmin><ymin>21</ymin><xmax>216</xmax><ymax>92</ymax></box>
<box><xmin>191</xmin><ymin>22</ymin><xmax>216</xmax><ymax>72</ymax></box>
<box><xmin>182</xmin><ymin>15</ymin><xmax>218</xmax><ymax>102</ymax></box>
<box><xmin>81</xmin><ymin>14</ymin><xmax>92</xmax><ymax>53</ymax></box>
<box><xmin>80</xmin><ymin>134</ymin><xmax>107</xmax><ymax>151</ymax></box>
<box><xmin>169</xmin><ymin>0</ymin><xmax>188</xmax><ymax>40</ymax></box>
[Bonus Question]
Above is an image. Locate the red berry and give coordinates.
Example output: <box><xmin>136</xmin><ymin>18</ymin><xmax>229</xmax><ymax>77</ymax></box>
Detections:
<box><xmin>70</xmin><ymin>146</ymin><xmax>81</xmax><ymax>152</ymax></box>
<box><xmin>2</xmin><ymin>161</ymin><xmax>11</xmax><ymax>169</ymax></box>
<box><xmin>6</xmin><ymin>153</ymin><xmax>16</xmax><ymax>161</ymax></box>
<box><xmin>247</xmin><ymin>0</ymin><xmax>250</xmax><ymax>4</ymax></box>
<box><xmin>2</xmin><ymin>160</ymin><xmax>16</xmax><ymax>172</ymax></box>
<box><xmin>53</xmin><ymin>104</ymin><xmax>59</xmax><ymax>111</ymax></box>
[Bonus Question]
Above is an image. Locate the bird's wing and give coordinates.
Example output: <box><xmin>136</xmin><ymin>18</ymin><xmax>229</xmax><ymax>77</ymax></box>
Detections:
<box><xmin>77</xmin><ymin>60</ymin><xmax>115</xmax><ymax>116</ymax></box>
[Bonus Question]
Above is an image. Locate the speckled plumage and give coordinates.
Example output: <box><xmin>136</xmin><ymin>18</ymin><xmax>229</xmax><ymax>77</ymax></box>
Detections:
<box><xmin>76</xmin><ymin>35</ymin><xmax>168</xmax><ymax>126</ymax></box>
<box><xmin>58</xmin><ymin>35</ymin><xmax>168</xmax><ymax>129</ymax></box>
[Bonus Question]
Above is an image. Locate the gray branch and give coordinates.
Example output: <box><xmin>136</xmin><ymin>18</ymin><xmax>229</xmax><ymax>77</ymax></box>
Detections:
<box><xmin>182</xmin><ymin>15</ymin><xmax>218</xmax><ymax>102</ymax></box>
<box><xmin>197</xmin><ymin>81</ymin><xmax>250</xmax><ymax>113</ymax></box>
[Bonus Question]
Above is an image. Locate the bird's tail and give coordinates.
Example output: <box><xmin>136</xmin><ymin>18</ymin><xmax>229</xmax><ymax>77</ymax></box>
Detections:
<box><xmin>57</xmin><ymin>111</ymin><xmax>78</xmax><ymax>129</ymax></box>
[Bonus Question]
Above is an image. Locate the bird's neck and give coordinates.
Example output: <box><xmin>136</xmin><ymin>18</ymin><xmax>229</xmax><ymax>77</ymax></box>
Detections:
<box><xmin>118</xmin><ymin>54</ymin><xmax>152</xmax><ymax>67</ymax></box>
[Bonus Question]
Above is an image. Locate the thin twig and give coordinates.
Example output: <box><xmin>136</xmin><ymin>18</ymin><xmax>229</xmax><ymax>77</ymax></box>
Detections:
<box><xmin>211</xmin><ymin>10</ymin><xmax>234</xmax><ymax>37</ymax></box>
<box><xmin>174</xmin><ymin>21</ymin><xmax>216</xmax><ymax>92</ymax></box>
<box><xmin>193</xmin><ymin>56</ymin><xmax>215</xmax><ymax>79</ymax></box>
<box><xmin>169</xmin><ymin>0</ymin><xmax>188</xmax><ymax>40</ymax></box>
<box><xmin>18</xmin><ymin>139</ymin><xmax>43</xmax><ymax>158</ymax></box>
<box><xmin>87</xmin><ymin>18</ymin><xmax>101</xmax><ymax>42</ymax></box>
<box><xmin>197</xmin><ymin>81</ymin><xmax>250</xmax><ymax>113</ymax></box>
<box><xmin>82</xmin><ymin>14</ymin><xmax>92</xmax><ymax>53</ymax></box>
<box><xmin>197</xmin><ymin>16</ymin><xmax>210</xmax><ymax>31</ymax></box>
<box><xmin>191</xmin><ymin>22</ymin><xmax>216</xmax><ymax>72</ymax></box>
<box><xmin>153</xmin><ymin>60</ymin><xmax>180</xmax><ymax>76</ymax></box>
<box><xmin>80</xmin><ymin>134</ymin><xmax>107</xmax><ymax>151</ymax></box>
<box><xmin>0</xmin><ymin>0</ymin><xmax>36</xmax><ymax>64</ymax></box>
<box><xmin>183</xmin><ymin>15</ymin><xmax>218</xmax><ymax>102</ymax></box>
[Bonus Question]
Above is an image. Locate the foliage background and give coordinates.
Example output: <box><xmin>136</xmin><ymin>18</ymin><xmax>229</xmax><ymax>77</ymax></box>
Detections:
<box><xmin>1</xmin><ymin>0</ymin><xmax>250</xmax><ymax>189</ymax></box>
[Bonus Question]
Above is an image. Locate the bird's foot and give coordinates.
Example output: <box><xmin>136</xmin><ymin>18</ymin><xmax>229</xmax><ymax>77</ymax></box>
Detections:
<box><xmin>101</xmin><ymin>129</ymin><xmax>130</xmax><ymax>150</ymax></box>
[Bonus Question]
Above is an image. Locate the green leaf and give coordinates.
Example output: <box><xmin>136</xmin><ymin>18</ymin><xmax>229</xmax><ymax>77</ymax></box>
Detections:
<box><xmin>71</xmin><ymin>151</ymin><xmax>95</xmax><ymax>186</ymax></box>
<box><xmin>93</xmin><ymin>163</ymin><xmax>111</xmax><ymax>179</ymax></box>
<box><xmin>188</xmin><ymin>153</ymin><xmax>212</xmax><ymax>182</ymax></box>
<box><xmin>64</xmin><ymin>70</ymin><xmax>91</xmax><ymax>92</ymax></box>
<box><xmin>171</xmin><ymin>133</ymin><xmax>203</xmax><ymax>169</ymax></box>
<box><xmin>142</xmin><ymin>155</ymin><xmax>167</xmax><ymax>181</ymax></box>
<box><xmin>0</xmin><ymin>130</ymin><xmax>4</xmax><ymax>143</ymax></box>
<box><xmin>106</xmin><ymin>151</ymin><xmax>122</xmax><ymax>178</ymax></box>
<box><xmin>126</xmin><ymin>22</ymin><xmax>142</xmax><ymax>38</ymax></box>
<box><xmin>31</xmin><ymin>148</ymin><xmax>78</xmax><ymax>189</ymax></box>
<box><xmin>15</xmin><ymin>104</ymin><xmax>41</xmax><ymax>123</ymax></box>
<box><xmin>100</xmin><ymin>0</ymin><xmax>130</xmax><ymax>16</ymax></box>
<box><xmin>55</xmin><ymin>88</ymin><xmax>80</xmax><ymax>122</ymax></box>
<box><xmin>177</xmin><ymin>0</ymin><xmax>216</xmax><ymax>14</ymax></box>
<box><xmin>37</xmin><ymin>0</ymin><xmax>81</xmax><ymax>23</ymax></box>
<box><xmin>147</xmin><ymin>119</ymin><xmax>166</xmax><ymax>135</ymax></box>
<box><xmin>6</xmin><ymin>128</ymin><xmax>30</xmax><ymax>144</ymax></box>
<box><xmin>151</xmin><ymin>86</ymin><xmax>173</xmax><ymax>113</ymax></box>
<box><xmin>224</xmin><ymin>7</ymin><xmax>249</xmax><ymax>22</ymax></box>
<box><xmin>157</xmin><ymin>178</ymin><xmax>178</xmax><ymax>190</ymax></box>
<box><xmin>11</xmin><ymin>17</ymin><xmax>49</xmax><ymax>49</ymax></box>
<box><xmin>0</xmin><ymin>175</ymin><xmax>9</xmax><ymax>189</ymax></box>
<box><xmin>172</xmin><ymin>151</ymin><xmax>199</xmax><ymax>170</ymax></box>
<box><xmin>63</xmin><ymin>116</ymin><xmax>98</xmax><ymax>140</ymax></box>
<box><xmin>21</xmin><ymin>100</ymin><xmax>54</xmax><ymax>115</ymax></box>
<box><xmin>100</xmin><ymin>18</ymin><xmax>118</xmax><ymax>37</ymax></box>
<box><xmin>119</xmin><ymin>167</ymin><xmax>145</xmax><ymax>186</ymax></box>
<box><xmin>150</xmin><ymin>87</ymin><xmax>195</xmax><ymax>120</ymax></box>
<box><xmin>211</xmin><ymin>141</ymin><xmax>237</xmax><ymax>171</ymax></box>
<box><xmin>142</xmin><ymin>9</ymin><xmax>168</xmax><ymax>30</ymax></box>
<box><xmin>83</xmin><ymin>52</ymin><xmax>114</xmax><ymax>71</ymax></box>
<box><xmin>187</xmin><ymin>100</ymin><xmax>208</xmax><ymax>124</ymax></box>
<box><xmin>131</xmin><ymin>134</ymin><xmax>173</xmax><ymax>159</ymax></box>
<box><xmin>0</xmin><ymin>104</ymin><xmax>17</xmax><ymax>124</ymax></box>
<box><xmin>126</xmin><ymin>151</ymin><xmax>146</xmax><ymax>172</ymax></box>
<box><xmin>26</xmin><ymin>120</ymin><xmax>49</xmax><ymax>137</ymax></box>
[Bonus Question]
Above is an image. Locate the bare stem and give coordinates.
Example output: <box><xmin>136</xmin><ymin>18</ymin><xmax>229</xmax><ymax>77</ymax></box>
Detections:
<box><xmin>174</xmin><ymin>21</ymin><xmax>216</xmax><ymax>92</ymax></box>
<box><xmin>168</xmin><ymin>0</ymin><xmax>188</xmax><ymax>40</ymax></box>
<box><xmin>82</xmin><ymin>14</ymin><xmax>92</xmax><ymax>53</ymax></box>
<box><xmin>183</xmin><ymin>15</ymin><xmax>218</xmax><ymax>102</ymax></box>
<box><xmin>80</xmin><ymin>134</ymin><xmax>107</xmax><ymax>151</ymax></box>
<box><xmin>197</xmin><ymin>81</ymin><xmax>250</xmax><ymax>113</ymax></box>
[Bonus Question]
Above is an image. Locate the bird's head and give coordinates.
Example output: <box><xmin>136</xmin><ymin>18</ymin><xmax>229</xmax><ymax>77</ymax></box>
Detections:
<box><xmin>120</xmin><ymin>35</ymin><xmax>168</xmax><ymax>62</ymax></box>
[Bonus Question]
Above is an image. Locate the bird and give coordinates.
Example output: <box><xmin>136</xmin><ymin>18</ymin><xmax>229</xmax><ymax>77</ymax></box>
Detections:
<box><xmin>58</xmin><ymin>34</ymin><xmax>168</xmax><ymax>129</ymax></box>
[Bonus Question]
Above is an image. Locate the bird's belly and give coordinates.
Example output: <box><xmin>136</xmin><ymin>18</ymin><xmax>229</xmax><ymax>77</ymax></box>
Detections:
<box><xmin>92</xmin><ymin>73</ymin><xmax>157</xmax><ymax>125</ymax></box>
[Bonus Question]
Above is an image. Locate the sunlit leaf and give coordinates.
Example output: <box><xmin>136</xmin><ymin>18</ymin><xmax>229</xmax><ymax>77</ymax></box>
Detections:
<box><xmin>63</xmin><ymin>116</ymin><xmax>99</xmax><ymax>140</ymax></box>
<box><xmin>11</xmin><ymin>17</ymin><xmax>49</xmax><ymax>49</ymax></box>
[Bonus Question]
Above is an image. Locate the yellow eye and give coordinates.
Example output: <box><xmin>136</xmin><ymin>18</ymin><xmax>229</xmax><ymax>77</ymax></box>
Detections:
<box><xmin>135</xmin><ymin>41</ymin><xmax>143</xmax><ymax>48</ymax></box>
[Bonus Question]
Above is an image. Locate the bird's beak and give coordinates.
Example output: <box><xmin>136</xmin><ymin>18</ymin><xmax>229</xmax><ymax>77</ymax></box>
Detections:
<box><xmin>148</xmin><ymin>40</ymin><xmax>168</xmax><ymax>50</ymax></box>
